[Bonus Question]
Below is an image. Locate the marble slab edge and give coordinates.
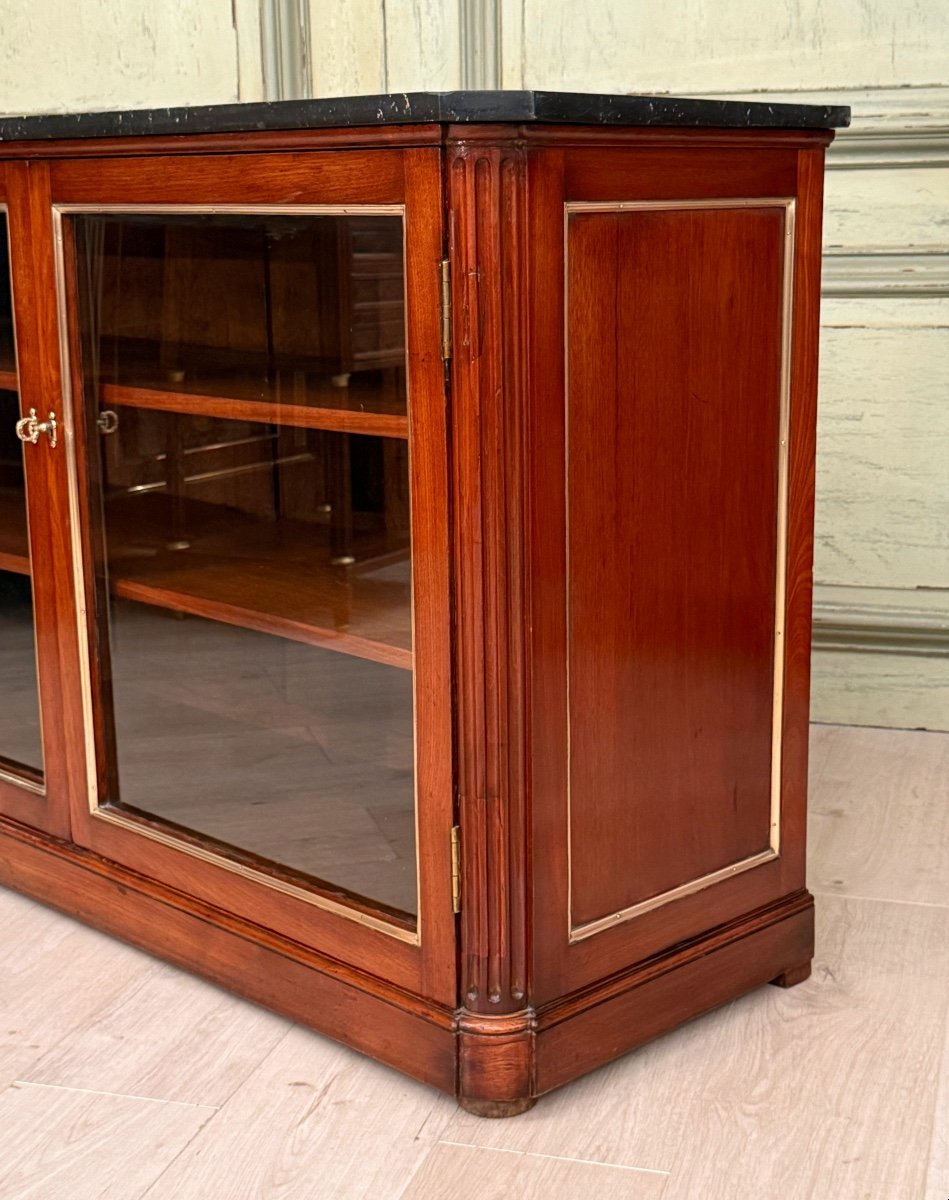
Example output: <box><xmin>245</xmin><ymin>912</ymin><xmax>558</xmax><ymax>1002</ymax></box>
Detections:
<box><xmin>0</xmin><ymin>90</ymin><xmax>850</xmax><ymax>144</ymax></box>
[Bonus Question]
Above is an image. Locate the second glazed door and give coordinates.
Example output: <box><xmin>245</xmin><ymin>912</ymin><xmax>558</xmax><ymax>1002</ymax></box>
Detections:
<box><xmin>39</xmin><ymin>146</ymin><xmax>455</xmax><ymax>1002</ymax></box>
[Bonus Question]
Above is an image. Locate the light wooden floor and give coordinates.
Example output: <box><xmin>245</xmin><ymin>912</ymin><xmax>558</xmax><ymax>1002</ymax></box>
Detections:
<box><xmin>1</xmin><ymin>723</ymin><xmax>947</xmax><ymax>1199</ymax></box>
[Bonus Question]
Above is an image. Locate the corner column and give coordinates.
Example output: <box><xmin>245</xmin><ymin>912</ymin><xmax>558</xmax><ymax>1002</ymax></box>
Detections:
<box><xmin>448</xmin><ymin>130</ymin><xmax>535</xmax><ymax>1115</ymax></box>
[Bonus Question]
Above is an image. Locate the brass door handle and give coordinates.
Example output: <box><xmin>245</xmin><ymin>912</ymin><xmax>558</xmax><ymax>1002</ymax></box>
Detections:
<box><xmin>15</xmin><ymin>408</ymin><xmax>58</xmax><ymax>449</ymax></box>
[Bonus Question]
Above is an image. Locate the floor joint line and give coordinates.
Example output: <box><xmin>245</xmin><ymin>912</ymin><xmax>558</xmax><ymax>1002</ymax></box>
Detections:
<box><xmin>12</xmin><ymin>1079</ymin><xmax>221</xmax><ymax>1112</ymax></box>
<box><xmin>436</xmin><ymin>1139</ymin><xmax>671</xmax><ymax>1176</ymax></box>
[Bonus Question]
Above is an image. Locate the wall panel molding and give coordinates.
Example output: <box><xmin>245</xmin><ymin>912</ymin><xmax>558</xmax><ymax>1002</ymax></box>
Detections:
<box><xmin>813</xmin><ymin>585</ymin><xmax>949</xmax><ymax>657</ymax></box>
<box><xmin>261</xmin><ymin>0</ymin><xmax>311</xmax><ymax>100</ymax></box>
<box><xmin>460</xmin><ymin>0</ymin><xmax>502</xmax><ymax>89</ymax></box>
<box><xmin>830</xmin><ymin>126</ymin><xmax>949</xmax><ymax>171</ymax></box>
<box><xmin>691</xmin><ymin>86</ymin><xmax>949</xmax><ymax>170</ymax></box>
<box><xmin>827</xmin><ymin>87</ymin><xmax>949</xmax><ymax>170</ymax></box>
<box><xmin>822</xmin><ymin>251</ymin><xmax>949</xmax><ymax>299</ymax></box>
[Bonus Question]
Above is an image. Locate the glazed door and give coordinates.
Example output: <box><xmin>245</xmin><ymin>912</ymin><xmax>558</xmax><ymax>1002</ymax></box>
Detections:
<box><xmin>0</xmin><ymin>169</ymin><xmax>75</xmax><ymax>837</ymax></box>
<box><xmin>50</xmin><ymin>148</ymin><xmax>454</xmax><ymax>1002</ymax></box>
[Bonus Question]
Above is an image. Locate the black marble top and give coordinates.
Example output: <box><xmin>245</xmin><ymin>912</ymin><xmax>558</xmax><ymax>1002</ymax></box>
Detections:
<box><xmin>0</xmin><ymin>91</ymin><xmax>849</xmax><ymax>143</ymax></box>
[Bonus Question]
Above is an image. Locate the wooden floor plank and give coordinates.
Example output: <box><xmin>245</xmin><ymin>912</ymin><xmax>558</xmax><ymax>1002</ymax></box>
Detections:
<box><xmin>0</xmin><ymin>891</ymin><xmax>161</xmax><ymax>1090</ymax></box>
<box><xmin>400</xmin><ymin>1143</ymin><xmax>668</xmax><ymax>1200</ymax></box>
<box><xmin>443</xmin><ymin>895</ymin><xmax>949</xmax><ymax>1200</ymax></box>
<box><xmin>0</xmin><ymin>1081</ymin><xmax>213</xmax><ymax>1200</ymax></box>
<box><xmin>2</xmin><ymin>724</ymin><xmax>947</xmax><ymax>1196</ymax></box>
<box><xmin>658</xmin><ymin>896</ymin><xmax>949</xmax><ymax>1200</ymax></box>
<box><xmin>20</xmin><ymin>961</ymin><xmax>293</xmax><ymax>1107</ymax></box>
<box><xmin>136</xmin><ymin>1025</ymin><xmax>456</xmax><ymax>1200</ymax></box>
<box><xmin>807</xmin><ymin>725</ymin><xmax>949</xmax><ymax>907</ymax></box>
<box><xmin>925</xmin><ymin>1006</ymin><xmax>949</xmax><ymax>1200</ymax></box>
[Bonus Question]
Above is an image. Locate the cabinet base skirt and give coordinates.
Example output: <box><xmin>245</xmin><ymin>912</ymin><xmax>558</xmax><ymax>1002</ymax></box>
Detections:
<box><xmin>532</xmin><ymin>890</ymin><xmax>814</xmax><ymax>1097</ymax></box>
<box><xmin>0</xmin><ymin>817</ymin><xmax>458</xmax><ymax>1095</ymax></box>
<box><xmin>0</xmin><ymin>816</ymin><xmax>813</xmax><ymax>1112</ymax></box>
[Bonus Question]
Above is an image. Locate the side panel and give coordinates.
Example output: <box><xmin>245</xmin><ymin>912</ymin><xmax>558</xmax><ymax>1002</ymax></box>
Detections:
<box><xmin>530</xmin><ymin>140</ymin><xmax>827</xmax><ymax>1002</ymax></box>
<box><xmin>566</xmin><ymin>203</ymin><xmax>786</xmax><ymax>932</ymax></box>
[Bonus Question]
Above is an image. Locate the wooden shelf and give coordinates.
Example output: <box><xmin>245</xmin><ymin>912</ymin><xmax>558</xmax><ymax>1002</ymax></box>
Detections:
<box><xmin>0</xmin><ymin>487</ymin><xmax>30</xmax><ymax>576</ymax></box>
<box><xmin>0</xmin><ymin>342</ymin><xmax>17</xmax><ymax>391</ymax></box>
<box><xmin>104</xmin><ymin>493</ymin><xmax>412</xmax><ymax>670</ymax></box>
<box><xmin>0</xmin><ymin>341</ymin><xmax>412</xmax><ymax>436</ymax></box>
<box><xmin>0</xmin><ymin>548</ymin><xmax>28</xmax><ymax>575</ymax></box>
<box><xmin>0</xmin><ymin>474</ymin><xmax>413</xmax><ymax>670</ymax></box>
<box><xmin>104</xmin><ymin>382</ymin><xmax>408</xmax><ymax>439</ymax></box>
<box><xmin>97</xmin><ymin>346</ymin><xmax>408</xmax><ymax>439</ymax></box>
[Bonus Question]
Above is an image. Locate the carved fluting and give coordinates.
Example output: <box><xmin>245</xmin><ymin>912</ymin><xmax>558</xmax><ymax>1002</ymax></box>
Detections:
<box><xmin>449</xmin><ymin>141</ymin><xmax>530</xmax><ymax>1015</ymax></box>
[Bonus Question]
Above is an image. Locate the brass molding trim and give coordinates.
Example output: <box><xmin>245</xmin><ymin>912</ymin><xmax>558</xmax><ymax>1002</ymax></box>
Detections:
<box><xmin>52</xmin><ymin>201</ymin><xmax>422</xmax><ymax>946</ymax></box>
<box><xmin>91</xmin><ymin>807</ymin><xmax>419</xmax><ymax>943</ymax></box>
<box><xmin>540</xmin><ymin>889</ymin><xmax>813</xmax><ymax>1032</ymax></box>
<box><xmin>0</xmin><ymin>812</ymin><xmax>459</xmax><ymax>1029</ymax></box>
<box><xmin>563</xmin><ymin>197</ymin><xmax>796</xmax><ymax>944</ymax></box>
<box><xmin>571</xmin><ymin>850</ymin><xmax>781</xmax><ymax>943</ymax></box>
<box><xmin>0</xmin><ymin>768</ymin><xmax>45</xmax><ymax>797</ymax></box>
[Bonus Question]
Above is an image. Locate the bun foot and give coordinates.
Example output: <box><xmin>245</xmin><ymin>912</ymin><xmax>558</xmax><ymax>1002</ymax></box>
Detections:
<box><xmin>457</xmin><ymin>1095</ymin><xmax>537</xmax><ymax>1118</ymax></box>
<box><xmin>770</xmin><ymin>961</ymin><xmax>812</xmax><ymax>989</ymax></box>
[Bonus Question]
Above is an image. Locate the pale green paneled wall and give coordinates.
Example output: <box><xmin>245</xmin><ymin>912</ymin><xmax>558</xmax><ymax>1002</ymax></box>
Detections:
<box><xmin>1</xmin><ymin>0</ymin><xmax>945</xmax><ymax>728</ymax></box>
<box><xmin>0</xmin><ymin>0</ymin><xmax>264</xmax><ymax>112</ymax></box>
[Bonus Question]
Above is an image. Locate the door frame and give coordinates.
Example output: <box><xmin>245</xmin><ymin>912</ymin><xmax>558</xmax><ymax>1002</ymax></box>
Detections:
<box><xmin>46</xmin><ymin>145</ymin><xmax>455</xmax><ymax>1004</ymax></box>
<box><xmin>0</xmin><ymin>163</ymin><xmax>78</xmax><ymax>839</ymax></box>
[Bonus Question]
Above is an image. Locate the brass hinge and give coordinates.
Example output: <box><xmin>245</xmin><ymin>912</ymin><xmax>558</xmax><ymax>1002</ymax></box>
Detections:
<box><xmin>450</xmin><ymin>824</ymin><xmax>461</xmax><ymax>913</ymax></box>
<box><xmin>439</xmin><ymin>257</ymin><xmax>452</xmax><ymax>362</ymax></box>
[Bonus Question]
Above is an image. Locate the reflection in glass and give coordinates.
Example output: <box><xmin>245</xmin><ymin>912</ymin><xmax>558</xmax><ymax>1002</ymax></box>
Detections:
<box><xmin>0</xmin><ymin>215</ymin><xmax>44</xmax><ymax>781</ymax></box>
<box><xmin>74</xmin><ymin>212</ymin><xmax>417</xmax><ymax>921</ymax></box>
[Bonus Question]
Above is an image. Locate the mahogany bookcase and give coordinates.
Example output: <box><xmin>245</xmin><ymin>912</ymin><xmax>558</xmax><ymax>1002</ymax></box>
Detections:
<box><xmin>0</xmin><ymin>91</ymin><xmax>848</xmax><ymax>1115</ymax></box>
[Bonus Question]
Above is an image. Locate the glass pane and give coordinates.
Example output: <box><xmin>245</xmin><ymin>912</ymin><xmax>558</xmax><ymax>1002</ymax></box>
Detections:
<box><xmin>74</xmin><ymin>211</ymin><xmax>417</xmax><ymax>921</ymax></box>
<box><xmin>0</xmin><ymin>213</ymin><xmax>44</xmax><ymax>781</ymax></box>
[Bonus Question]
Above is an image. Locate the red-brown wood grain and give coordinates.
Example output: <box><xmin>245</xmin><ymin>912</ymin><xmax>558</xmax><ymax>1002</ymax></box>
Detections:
<box><xmin>562</xmin><ymin>147</ymin><xmax>797</xmax><ymax>201</ymax></box>
<box><xmin>566</xmin><ymin>204</ymin><xmax>785</xmax><ymax>928</ymax></box>
<box><xmin>534</xmin><ymin>891</ymin><xmax>813</xmax><ymax>1095</ymax></box>
<box><xmin>456</xmin><ymin>1010</ymin><xmax>536</xmax><ymax>1114</ymax></box>
<box><xmin>0</xmin><ymin>124</ymin><xmax>443</xmax><ymax>161</ymax></box>
<box><xmin>449</xmin><ymin>137</ymin><xmax>532</xmax><ymax>1017</ymax></box>
<box><xmin>528</xmin><ymin>139</ymin><xmax>826</xmax><ymax>1004</ymax></box>
<box><xmin>0</xmin><ymin>122</ymin><xmax>834</xmax><ymax>1113</ymax></box>
<box><xmin>401</xmin><ymin>145</ymin><xmax>458</xmax><ymax>1004</ymax></box>
<box><xmin>49</xmin><ymin>149</ymin><xmax>406</xmax><ymax>206</ymax></box>
<box><xmin>779</xmin><ymin>145</ymin><xmax>829</xmax><ymax>894</ymax></box>
<box><xmin>0</xmin><ymin>162</ymin><xmax>82</xmax><ymax>836</ymax></box>
<box><xmin>0</xmin><ymin>815</ymin><xmax>457</xmax><ymax>1094</ymax></box>
<box><xmin>102</xmin><ymin>385</ymin><xmax>409</xmax><ymax>439</ymax></box>
<box><xmin>46</xmin><ymin>145</ymin><xmax>457</xmax><ymax>1006</ymax></box>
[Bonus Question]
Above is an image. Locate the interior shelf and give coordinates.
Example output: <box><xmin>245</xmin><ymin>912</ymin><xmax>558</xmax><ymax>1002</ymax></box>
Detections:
<box><xmin>0</xmin><ymin>488</ymin><xmax>30</xmax><ymax>576</ymax></box>
<box><xmin>104</xmin><ymin>381</ymin><xmax>408</xmax><ymax>439</ymax></box>
<box><xmin>0</xmin><ymin>342</ymin><xmax>17</xmax><ymax>391</ymax></box>
<box><xmin>103</xmin><ymin>493</ymin><xmax>412</xmax><ymax>669</ymax></box>
<box><xmin>0</xmin><ymin>488</ymin><xmax>413</xmax><ymax>668</ymax></box>
<box><xmin>96</xmin><ymin>344</ymin><xmax>408</xmax><ymax>439</ymax></box>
